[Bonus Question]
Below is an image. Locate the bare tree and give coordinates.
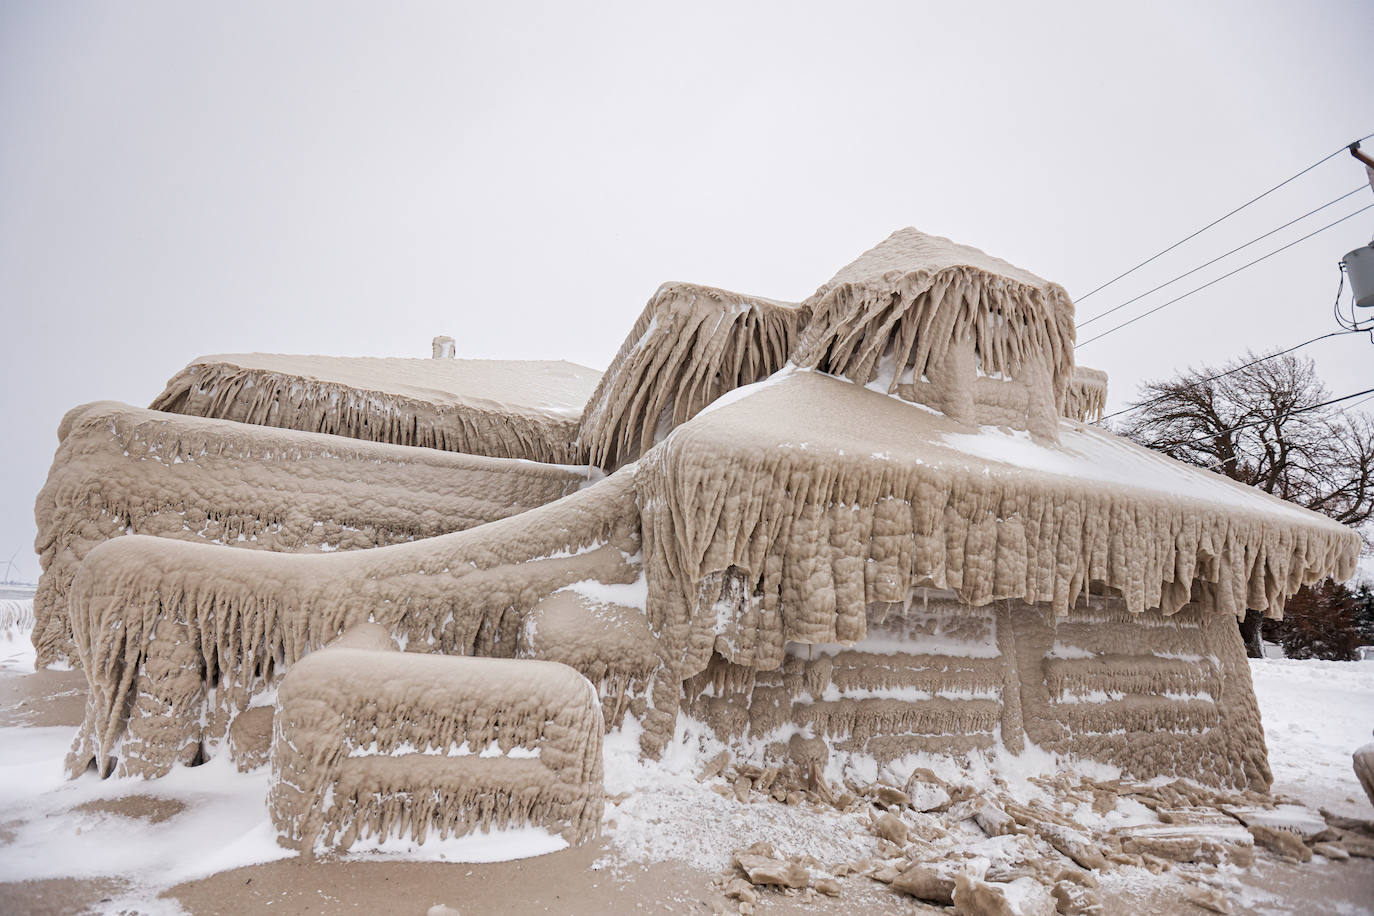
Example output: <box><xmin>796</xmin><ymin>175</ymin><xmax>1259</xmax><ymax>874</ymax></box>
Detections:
<box><xmin>1120</xmin><ymin>351</ymin><xmax>1374</xmax><ymax>657</ymax></box>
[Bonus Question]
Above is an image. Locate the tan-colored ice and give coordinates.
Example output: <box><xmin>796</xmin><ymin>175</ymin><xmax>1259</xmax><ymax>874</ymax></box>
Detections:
<box><xmin>152</xmin><ymin>354</ymin><xmax>602</xmax><ymax>463</ymax></box>
<box><xmin>794</xmin><ymin>228</ymin><xmax>1076</xmax><ymax>442</ymax></box>
<box><xmin>1065</xmin><ymin>366</ymin><xmax>1108</xmax><ymax>423</ymax></box>
<box><xmin>686</xmin><ymin>590</ymin><xmax>1270</xmax><ymax>788</ymax></box>
<box><xmin>65</xmin><ymin>468</ymin><xmax>641</xmax><ymax>778</ymax></box>
<box><xmin>577</xmin><ymin>282</ymin><xmax>807</xmax><ymax>469</ymax></box>
<box><xmin>270</xmin><ymin>628</ymin><xmax>604</xmax><ymax>851</ymax></box>
<box><xmin>517</xmin><ymin>588</ymin><xmax>661</xmax><ymax>729</ymax></box>
<box><xmin>32</xmin><ymin>401</ymin><xmax>589</xmax><ymax>667</ymax></box>
<box><xmin>637</xmin><ymin>370</ymin><xmax>1355</xmax><ymax>691</ymax></box>
<box><xmin>42</xmin><ymin>227</ymin><xmax>1362</xmax><ymax>808</ymax></box>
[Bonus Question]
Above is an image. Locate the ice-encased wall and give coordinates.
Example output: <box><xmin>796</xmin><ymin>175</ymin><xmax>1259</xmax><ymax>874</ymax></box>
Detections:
<box><xmin>270</xmin><ymin>642</ymin><xmax>604</xmax><ymax>850</ymax></box>
<box><xmin>66</xmin><ymin>468</ymin><xmax>641</xmax><ymax>778</ymax></box>
<box><xmin>684</xmin><ymin>590</ymin><xmax>1269</xmax><ymax>789</ymax></box>
<box><xmin>516</xmin><ymin>587</ymin><xmax>662</xmax><ymax>731</ymax></box>
<box><xmin>577</xmin><ymin>282</ymin><xmax>808</xmax><ymax>469</ymax></box>
<box><xmin>32</xmin><ymin>401</ymin><xmax>588</xmax><ymax>667</ymax></box>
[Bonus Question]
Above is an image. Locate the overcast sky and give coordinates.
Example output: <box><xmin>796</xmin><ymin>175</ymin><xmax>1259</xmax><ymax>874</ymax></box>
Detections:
<box><xmin>1</xmin><ymin>1</ymin><xmax>1371</xmax><ymax>582</ymax></box>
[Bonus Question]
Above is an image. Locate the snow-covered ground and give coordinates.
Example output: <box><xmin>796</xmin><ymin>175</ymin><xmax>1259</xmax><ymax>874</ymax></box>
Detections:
<box><xmin>1</xmin><ymin>602</ymin><xmax>1372</xmax><ymax>911</ymax></box>
<box><xmin>1250</xmin><ymin>657</ymin><xmax>1374</xmax><ymax>818</ymax></box>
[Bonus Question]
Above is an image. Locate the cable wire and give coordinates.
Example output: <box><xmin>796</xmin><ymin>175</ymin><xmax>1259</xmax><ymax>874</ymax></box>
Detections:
<box><xmin>1074</xmin><ymin>132</ymin><xmax>1374</xmax><ymax>302</ymax></box>
<box><xmin>1333</xmin><ymin>259</ymin><xmax>1374</xmax><ymax>335</ymax></box>
<box><xmin>1077</xmin><ymin>185</ymin><xmax>1368</xmax><ymax>329</ymax></box>
<box><xmin>1076</xmin><ymin>202</ymin><xmax>1374</xmax><ymax>348</ymax></box>
<box><xmin>1341</xmin><ymin>392</ymin><xmax>1374</xmax><ymax>413</ymax></box>
<box><xmin>1175</xmin><ymin>386</ymin><xmax>1374</xmax><ymax>449</ymax></box>
<box><xmin>1100</xmin><ymin>328</ymin><xmax>1368</xmax><ymax>423</ymax></box>
<box><xmin>1198</xmin><ymin>390</ymin><xmax>1374</xmax><ymax>473</ymax></box>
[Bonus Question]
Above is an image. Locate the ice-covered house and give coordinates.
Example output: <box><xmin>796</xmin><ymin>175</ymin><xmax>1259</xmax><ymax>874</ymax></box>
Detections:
<box><xmin>34</xmin><ymin>229</ymin><xmax>1357</xmax><ymax>850</ymax></box>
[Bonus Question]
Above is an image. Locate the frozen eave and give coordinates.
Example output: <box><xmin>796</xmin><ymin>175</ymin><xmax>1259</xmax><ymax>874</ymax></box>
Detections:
<box><xmin>169</xmin><ymin>353</ymin><xmax>602</xmax><ymax>419</ymax></box>
<box><xmin>638</xmin><ymin>370</ymin><xmax>1359</xmax><ymax>644</ymax></box>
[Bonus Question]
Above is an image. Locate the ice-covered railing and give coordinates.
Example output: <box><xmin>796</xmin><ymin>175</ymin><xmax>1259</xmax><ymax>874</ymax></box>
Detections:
<box><xmin>270</xmin><ymin>635</ymin><xmax>605</xmax><ymax>850</ymax></box>
<box><xmin>678</xmin><ymin>591</ymin><xmax>1272</xmax><ymax>789</ymax></box>
<box><xmin>577</xmin><ymin>282</ymin><xmax>808</xmax><ymax>469</ymax></box>
<box><xmin>32</xmin><ymin>401</ymin><xmax>589</xmax><ymax>668</ymax></box>
<box><xmin>66</xmin><ymin>468</ymin><xmax>643</xmax><ymax>778</ymax></box>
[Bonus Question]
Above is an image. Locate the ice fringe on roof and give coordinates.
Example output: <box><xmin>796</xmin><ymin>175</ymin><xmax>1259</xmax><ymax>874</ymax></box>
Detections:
<box><xmin>795</xmin><ymin>229</ymin><xmax>1077</xmax><ymax>442</ymax></box>
<box><xmin>151</xmin><ymin>356</ymin><xmax>598</xmax><ymax>464</ymax></box>
<box><xmin>1065</xmin><ymin>366</ymin><xmax>1109</xmax><ymax>423</ymax></box>
<box><xmin>577</xmin><ymin>282</ymin><xmax>808</xmax><ymax>469</ymax></box>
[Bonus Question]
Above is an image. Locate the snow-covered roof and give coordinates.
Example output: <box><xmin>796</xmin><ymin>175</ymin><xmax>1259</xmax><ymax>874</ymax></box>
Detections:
<box><xmin>793</xmin><ymin>229</ymin><xmax>1078</xmax><ymax>438</ymax></box>
<box><xmin>151</xmin><ymin>354</ymin><xmax>603</xmax><ymax>464</ymax></box>
<box><xmin>179</xmin><ymin>353</ymin><xmax>601</xmax><ymax>419</ymax></box>
<box><xmin>637</xmin><ymin>368</ymin><xmax>1359</xmax><ymax>674</ymax></box>
<box><xmin>811</xmin><ymin>227</ymin><xmax>1063</xmax><ymax>300</ymax></box>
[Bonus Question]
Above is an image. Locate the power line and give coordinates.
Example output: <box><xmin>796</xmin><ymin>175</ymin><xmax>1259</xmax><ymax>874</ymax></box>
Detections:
<box><xmin>1197</xmin><ymin>390</ymin><xmax>1374</xmax><ymax>473</ymax></box>
<box><xmin>1341</xmin><ymin>392</ymin><xmax>1374</xmax><ymax>414</ymax></box>
<box><xmin>1074</xmin><ymin>131</ymin><xmax>1374</xmax><ymax>302</ymax></box>
<box><xmin>1175</xmin><ymin>386</ymin><xmax>1374</xmax><ymax>449</ymax></box>
<box><xmin>1076</xmin><ymin>202</ymin><xmax>1374</xmax><ymax>348</ymax></box>
<box><xmin>1099</xmin><ymin>329</ymin><xmax>1368</xmax><ymax>423</ymax></box>
<box><xmin>1077</xmin><ymin>185</ymin><xmax>1368</xmax><ymax>329</ymax></box>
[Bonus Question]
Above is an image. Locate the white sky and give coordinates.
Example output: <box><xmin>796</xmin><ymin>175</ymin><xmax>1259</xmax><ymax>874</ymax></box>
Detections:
<box><xmin>1</xmin><ymin>1</ymin><xmax>1371</xmax><ymax>582</ymax></box>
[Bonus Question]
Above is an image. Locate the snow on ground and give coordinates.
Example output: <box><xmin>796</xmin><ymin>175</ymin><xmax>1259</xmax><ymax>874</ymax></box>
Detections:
<box><xmin>0</xmin><ymin>602</ymin><xmax>292</xmax><ymax>897</ymax></box>
<box><xmin>2</xmin><ymin>599</ymin><xmax>1373</xmax><ymax>911</ymax></box>
<box><xmin>599</xmin><ymin>708</ymin><xmax>1141</xmax><ymax>875</ymax></box>
<box><xmin>0</xmin><ymin>594</ymin><xmax>37</xmax><ymax>673</ymax></box>
<box><xmin>600</xmin><ymin>714</ymin><xmax>880</xmax><ymax>872</ymax></box>
<box><xmin>0</xmin><ymin>726</ymin><xmax>290</xmax><ymax>886</ymax></box>
<box><xmin>0</xmin><ymin>611</ymin><xmax>576</xmax><ymax>913</ymax></box>
<box><xmin>1250</xmin><ymin>656</ymin><xmax>1374</xmax><ymax>818</ymax></box>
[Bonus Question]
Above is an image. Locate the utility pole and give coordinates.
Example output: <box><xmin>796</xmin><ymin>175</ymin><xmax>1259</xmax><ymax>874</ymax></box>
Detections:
<box><xmin>1342</xmin><ymin>142</ymin><xmax>1374</xmax><ymax>312</ymax></box>
<box><xmin>1353</xmin><ymin>141</ymin><xmax>1374</xmax><ymax>194</ymax></box>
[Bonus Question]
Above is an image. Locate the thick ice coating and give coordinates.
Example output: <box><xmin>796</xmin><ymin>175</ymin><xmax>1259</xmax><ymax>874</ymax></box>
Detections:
<box><xmin>35</xmin><ymin>227</ymin><xmax>1363</xmax><ymax>838</ymax></box>
<box><xmin>32</xmin><ymin>401</ymin><xmax>589</xmax><ymax>666</ymax></box>
<box><xmin>152</xmin><ymin>354</ymin><xmax>602</xmax><ymax>463</ymax></box>
<box><xmin>683</xmin><ymin>589</ymin><xmax>1270</xmax><ymax>789</ymax></box>
<box><xmin>270</xmin><ymin>637</ymin><xmax>604</xmax><ymax>850</ymax></box>
<box><xmin>1065</xmin><ymin>366</ymin><xmax>1108</xmax><ymax>423</ymax></box>
<box><xmin>577</xmin><ymin>282</ymin><xmax>808</xmax><ymax>469</ymax></box>
<box><xmin>517</xmin><ymin>587</ymin><xmax>660</xmax><ymax>728</ymax></box>
<box><xmin>65</xmin><ymin>468</ymin><xmax>641</xmax><ymax>779</ymax></box>
<box><xmin>794</xmin><ymin>228</ymin><xmax>1077</xmax><ymax>441</ymax></box>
